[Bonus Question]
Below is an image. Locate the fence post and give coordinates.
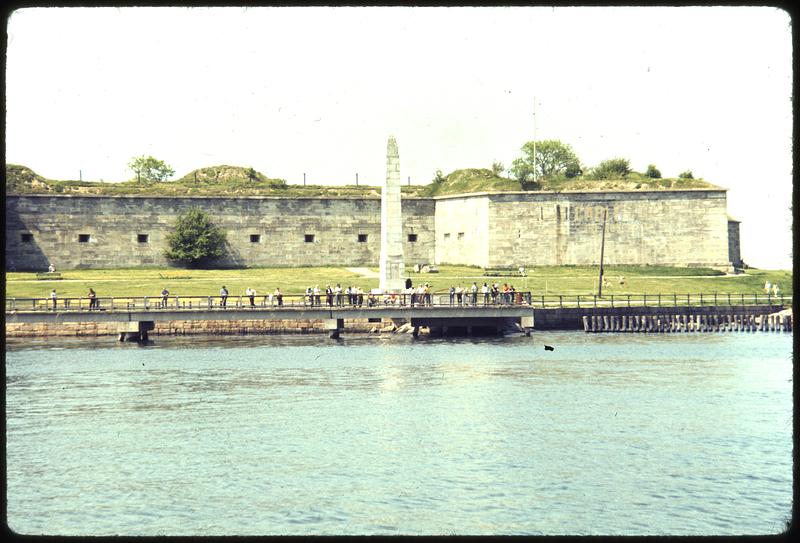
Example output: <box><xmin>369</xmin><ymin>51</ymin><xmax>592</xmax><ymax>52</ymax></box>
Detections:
<box><xmin>611</xmin><ymin>295</ymin><xmax>614</xmax><ymax>308</ymax></box>
<box><xmin>541</xmin><ymin>295</ymin><xmax>545</xmax><ymax>308</ymax></box>
<box><xmin>577</xmin><ymin>295</ymin><xmax>580</xmax><ymax>308</ymax></box>
<box><xmin>643</xmin><ymin>294</ymin><xmax>647</xmax><ymax>306</ymax></box>
<box><xmin>559</xmin><ymin>295</ymin><xmax>563</xmax><ymax>308</ymax></box>
<box><xmin>111</xmin><ymin>297</ymin><xmax>115</xmax><ymax>310</ymax></box>
<box><xmin>593</xmin><ymin>295</ymin><xmax>597</xmax><ymax>308</ymax></box>
<box><xmin>658</xmin><ymin>294</ymin><xmax>661</xmax><ymax>307</ymax></box>
<box><xmin>674</xmin><ymin>293</ymin><xmax>677</xmax><ymax>307</ymax></box>
<box><xmin>727</xmin><ymin>293</ymin><xmax>731</xmax><ymax>306</ymax></box>
<box><xmin>144</xmin><ymin>296</ymin><xmax>148</xmax><ymax>310</ymax></box>
<box><xmin>700</xmin><ymin>293</ymin><xmax>703</xmax><ymax>306</ymax></box>
<box><xmin>714</xmin><ymin>293</ymin><xmax>718</xmax><ymax>306</ymax></box>
<box><xmin>741</xmin><ymin>293</ymin><xmax>744</xmax><ymax>305</ymax></box>
<box><xmin>627</xmin><ymin>294</ymin><xmax>631</xmax><ymax>307</ymax></box>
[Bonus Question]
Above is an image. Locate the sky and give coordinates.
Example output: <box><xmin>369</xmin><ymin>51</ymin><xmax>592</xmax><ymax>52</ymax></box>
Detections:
<box><xmin>5</xmin><ymin>6</ymin><xmax>793</xmax><ymax>269</ymax></box>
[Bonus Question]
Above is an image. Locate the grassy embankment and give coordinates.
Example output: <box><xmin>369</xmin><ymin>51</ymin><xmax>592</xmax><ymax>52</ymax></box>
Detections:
<box><xmin>6</xmin><ymin>164</ymin><xmax>717</xmax><ymax>198</ymax></box>
<box><xmin>5</xmin><ymin>266</ymin><xmax>792</xmax><ymax>300</ymax></box>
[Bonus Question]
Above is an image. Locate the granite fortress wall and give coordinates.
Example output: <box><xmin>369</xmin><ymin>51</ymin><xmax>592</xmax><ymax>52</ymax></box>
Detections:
<box><xmin>435</xmin><ymin>189</ymin><xmax>736</xmax><ymax>269</ymax></box>
<box><xmin>6</xmin><ymin>189</ymin><xmax>740</xmax><ymax>271</ymax></box>
<box><xmin>5</xmin><ymin>195</ymin><xmax>435</xmax><ymax>270</ymax></box>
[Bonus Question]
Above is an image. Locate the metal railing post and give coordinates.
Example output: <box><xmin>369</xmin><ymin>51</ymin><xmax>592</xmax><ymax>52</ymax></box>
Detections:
<box><xmin>627</xmin><ymin>294</ymin><xmax>631</xmax><ymax>307</ymax></box>
<box><xmin>674</xmin><ymin>293</ymin><xmax>677</xmax><ymax>307</ymax></box>
<box><xmin>610</xmin><ymin>295</ymin><xmax>614</xmax><ymax>308</ymax></box>
<box><xmin>700</xmin><ymin>293</ymin><xmax>703</xmax><ymax>306</ymax></box>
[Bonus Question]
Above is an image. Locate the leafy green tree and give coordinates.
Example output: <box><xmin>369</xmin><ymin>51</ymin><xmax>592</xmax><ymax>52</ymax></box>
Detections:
<box><xmin>591</xmin><ymin>158</ymin><xmax>631</xmax><ymax>179</ymax></box>
<box><xmin>491</xmin><ymin>161</ymin><xmax>504</xmax><ymax>176</ymax></box>
<box><xmin>678</xmin><ymin>170</ymin><xmax>694</xmax><ymax>179</ymax></box>
<box><xmin>128</xmin><ymin>155</ymin><xmax>175</xmax><ymax>183</ymax></box>
<box><xmin>433</xmin><ymin>169</ymin><xmax>446</xmax><ymax>184</ymax></box>
<box><xmin>246</xmin><ymin>167</ymin><xmax>258</xmax><ymax>182</ymax></box>
<box><xmin>510</xmin><ymin>140</ymin><xmax>582</xmax><ymax>182</ymax></box>
<box><xmin>645</xmin><ymin>164</ymin><xmax>662</xmax><ymax>178</ymax></box>
<box><xmin>164</xmin><ymin>208</ymin><xmax>227</xmax><ymax>267</ymax></box>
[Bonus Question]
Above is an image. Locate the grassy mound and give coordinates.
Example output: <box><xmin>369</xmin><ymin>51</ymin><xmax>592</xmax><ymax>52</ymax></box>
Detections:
<box><xmin>6</xmin><ymin>164</ymin><xmax>719</xmax><ymax>198</ymax></box>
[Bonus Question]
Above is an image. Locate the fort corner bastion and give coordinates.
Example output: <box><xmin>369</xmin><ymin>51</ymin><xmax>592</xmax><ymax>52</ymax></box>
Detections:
<box><xmin>5</xmin><ymin>188</ymin><xmax>741</xmax><ymax>272</ymax></box>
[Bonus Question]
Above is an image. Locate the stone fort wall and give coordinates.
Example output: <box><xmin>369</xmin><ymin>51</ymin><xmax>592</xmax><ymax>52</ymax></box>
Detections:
<box><xmin>5</xmin><ymin>189</ymin><xmax>739</xmax><ymax>271</ymax></box>
<box><xmin>436</xmin><ymin>189</ymin><xmax>735</xmax><ymax>269</ymax></box>
<box><xmin>5</xmin><ymin>195</ymin><xmax>435</xmax><ymax>270</ymax></box>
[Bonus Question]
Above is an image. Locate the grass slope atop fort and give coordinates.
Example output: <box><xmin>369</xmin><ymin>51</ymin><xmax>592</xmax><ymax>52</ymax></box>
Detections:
<box><xmin>6</xmin><ymin>164</ymin><xmax>720</xmax><ymax>198</ymax></box>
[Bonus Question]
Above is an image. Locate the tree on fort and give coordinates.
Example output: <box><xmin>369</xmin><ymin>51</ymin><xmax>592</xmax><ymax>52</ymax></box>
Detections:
<box><xmin>164</xmin><ymin>208</ymin><xmax>227</xmax><ymax>267</ymax></box>
<box><xmin>128</xmin><ymin>155</ymin><xmax>175</xmax><ymax>183</ymax></box>
<box><xmin>510</xmin><ymin>140</ymin><xmax>582</xmax><ymax>184</ymax></box>
<box><xmin>590</xmin><ymin>158</ymin><xmax>632</xmax><ymax>179</ymax></box>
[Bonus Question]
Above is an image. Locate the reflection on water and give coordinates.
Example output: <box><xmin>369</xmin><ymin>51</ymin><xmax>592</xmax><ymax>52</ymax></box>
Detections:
<box><xmin>5</xmin><ymin>332</ymin><xmax>793</xmax><ymax>536</ymax></box>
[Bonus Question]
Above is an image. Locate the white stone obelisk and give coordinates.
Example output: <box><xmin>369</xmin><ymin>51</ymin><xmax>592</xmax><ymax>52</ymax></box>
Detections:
<box><xmin>379</xmin><ymin>136</ymin><xmax>405</xmax><ymax>292</ymax></box>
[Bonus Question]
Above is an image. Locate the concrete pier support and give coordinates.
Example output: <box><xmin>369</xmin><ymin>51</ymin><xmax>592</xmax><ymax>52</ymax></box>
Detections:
<box><xmin>325</xmin><ymin>318</ymin><xmax>344</xmax><ymax>339</ymax></box>
<box><xmin>117</xmin><ymin>321</ymin><xmax>155</xmax><ymax>342</ymax></box>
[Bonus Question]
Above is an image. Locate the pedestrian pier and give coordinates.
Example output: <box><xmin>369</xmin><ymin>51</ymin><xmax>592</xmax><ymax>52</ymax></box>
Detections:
<box><xmin>5</xmin><ymin>293</ymin><xmax>792</xmax><ymax>340</ymax></box>
<box><xmin>5</xmin><ymin>292</ymin><xmax>536</xmax><ymax>341</ymax></box>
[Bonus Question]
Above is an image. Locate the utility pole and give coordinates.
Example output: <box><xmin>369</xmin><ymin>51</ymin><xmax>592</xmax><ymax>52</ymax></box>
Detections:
<box><xmin>408</xmin><ymin>176</ymin><xmax>410</xmax><ymax>186</ymax></box>
<box><xmin>356</xmin><ymin>172</ymin><xmax>359</xmax><ymax>186</ymax></box>
<box><xmin>532</xmin><ymin>97</ymin><xmax>537</xmax><ymax>185</ymax></box>
<box><xmin>79</xmin><ymin>169</ymin><xmax>82</xmax><ymax>182</ymax></box>
<box><xmin>303</xmin><ymin>172</ymin><xmax>306</xmax><ymax>186</ymax></box>
<box><xmin>598</xmin><ymin>208</ymin><xmax>607</xmax><ymax>297</ymax></box>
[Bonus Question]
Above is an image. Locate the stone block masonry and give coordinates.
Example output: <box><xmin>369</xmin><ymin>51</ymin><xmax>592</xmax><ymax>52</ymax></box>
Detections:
<box><xmin>6</xmin><ymin>187</ymin><xmax>739</xmax><ymax>271</ymax></box>
<box><xmin>6</xmin><ymin>195</ymin><xmax>435</xmax><ymax>270</ymax></box>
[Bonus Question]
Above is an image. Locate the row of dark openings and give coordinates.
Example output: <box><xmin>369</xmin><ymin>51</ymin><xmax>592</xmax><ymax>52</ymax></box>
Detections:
<box><xmin>19</xmin><ymin>233</ymin><xmax>420</xmax><ymax>244</ymax></box>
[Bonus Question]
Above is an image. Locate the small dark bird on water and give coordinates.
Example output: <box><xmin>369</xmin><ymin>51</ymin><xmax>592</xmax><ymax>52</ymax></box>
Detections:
<box><xmin>544</xmin><ymin>345</ymin><xmax>554</xmax><ymax>351</ymax></box>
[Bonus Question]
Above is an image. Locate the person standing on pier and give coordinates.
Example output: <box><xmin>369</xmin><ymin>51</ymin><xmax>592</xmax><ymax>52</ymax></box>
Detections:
<box><xmin>764</xmin><ymin>280</ymin><xmax>772</xmax><ymax>294</ymax></box>
<box><xmin>471</xmin><ymin>282</ymin><xmax>478</xmax><ymax>306</ymax></box>
<box><xmin>50</xmin><ymin>289</ymin><xmax>57</xmax><ymax>310</ymax></box>
<box><xmin>220</xmin><ymin>286</ymin><xmax>228</xmax><ymax>308</ymax></box>
<box><xmin>160</xmin><ymin>288</ymin><xmax>169</xmax><ymax>308</ymax></box>
<box><xmin>482</xmin><ymin>282</ymin><xmax>489</xmax><ymax>305</ymax></box>
<box><xmin>326</xmin><ymin>285</ymin><xmax>333</xmax><ymax>307</ymax></box>
<box><xmin>88</xmin><ymin>288</ymin><xmax>97</xmax><ymax>310</ymax></box>
<box><xmin>246</xmin><ymin>287</ymin><xmax>256</xmax><ymax>307</ymax></box>
<box><xmin>274</xmin><ymin>287</ymin><xmax>283</xmax><ymax>307</ymax></box>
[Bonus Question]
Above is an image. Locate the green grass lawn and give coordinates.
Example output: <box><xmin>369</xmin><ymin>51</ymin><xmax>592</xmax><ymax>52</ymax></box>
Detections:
<box><xmin>4</xmin><ymin>265</ymin><xmax>792</xmax><ymax>300</ymax></box>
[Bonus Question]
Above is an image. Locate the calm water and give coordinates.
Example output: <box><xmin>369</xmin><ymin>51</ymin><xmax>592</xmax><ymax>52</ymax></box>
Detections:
<box><xmin>5</xmin><ymin>331</ymin><xmax>793</xmax><ymax>536</ymax></box>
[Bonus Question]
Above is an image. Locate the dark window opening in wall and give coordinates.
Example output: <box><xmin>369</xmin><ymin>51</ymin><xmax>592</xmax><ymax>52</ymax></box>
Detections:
<box><xmin>137</xmin><ymin>234</ymin><xmax>149</xmax><ymax>243</ymax></box>
<box><xmin>444</xmin><ymin>233</ymin><xmax>451</xmax><ymax>240</ymax></box>
<box><xmin>305</xmin><ymin>234</ymin><xmax>315</xmax><ymax>243</ymax></box>
<box><xmin>21</xmin><ymin>233</ymin><xmax>33</xmax><ymax>243</ymax></box>
<box><xmin>78</xmin><ymin>234</ymin><xmax>90</xmax><ymax>243</ymax></box>
<box><xmin>407</xmin><ymin>233</ymin><xmax>418</xmax><ymax>242</ymax></box>
<box><xmin>457</xmin><ymin>232</ymin><xmax>465</xmax><ymax>240</ymax></box>
<box><xmin>250</xmin><ymin>234</ymin><xmax>261</xmax><ymax>243</ymax></box>
<box><xmin>368</xmin><ymin>317</ymin><xmax>382</xmax><ymax>323</ymax></box>
<box><xmin>556</xmin><ymin>205</ymin><xmax>560</xmax><ymax>219</ymax></box>
<box><xmin>358</xmin><ymin>234</ymin><xmax>368</xmax><ymax>243</ymax></box>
